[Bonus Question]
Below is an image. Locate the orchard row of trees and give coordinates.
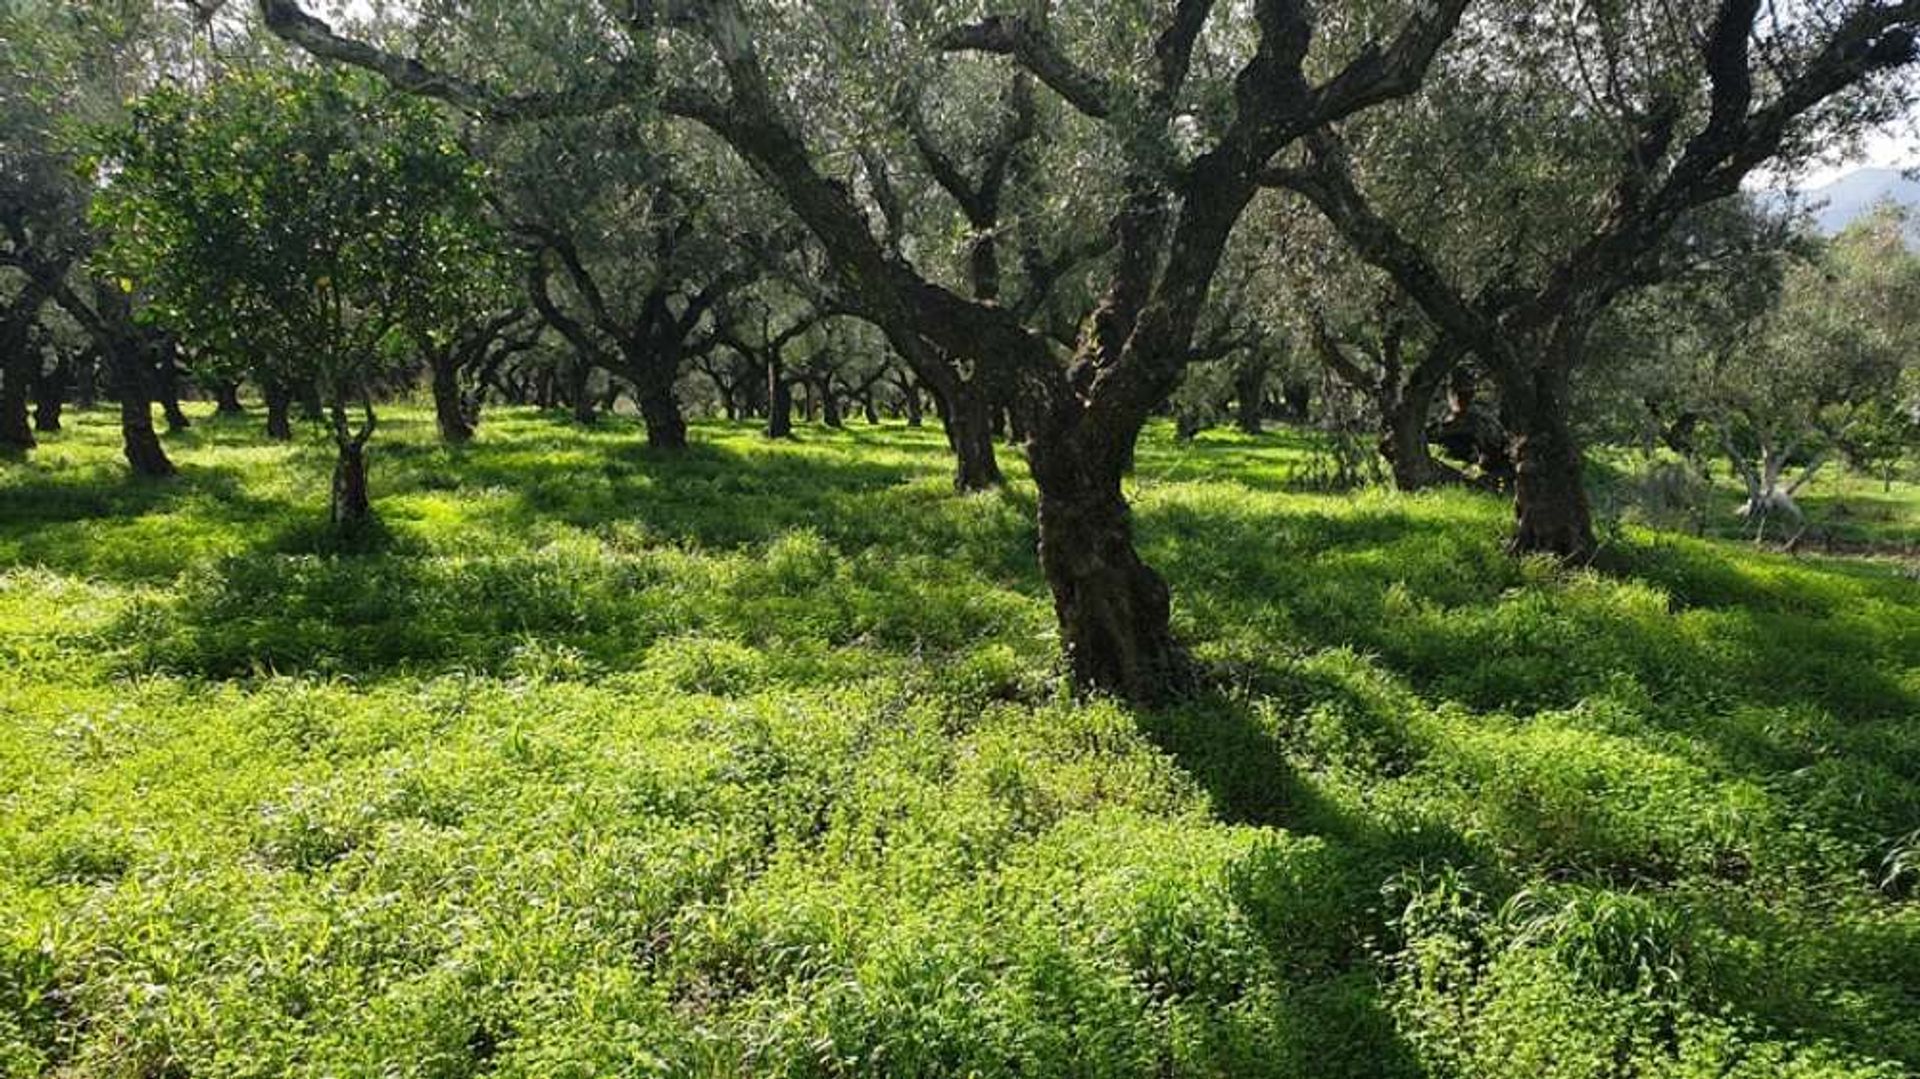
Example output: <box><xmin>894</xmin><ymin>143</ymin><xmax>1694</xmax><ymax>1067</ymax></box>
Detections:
<box><xmin>3</xmin><ymin>0</ymin><xmax>1917</xmax><ymax>701</ymax></box>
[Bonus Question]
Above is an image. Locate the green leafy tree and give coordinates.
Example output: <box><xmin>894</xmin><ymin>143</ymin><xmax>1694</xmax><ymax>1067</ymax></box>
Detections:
<box><xmin>94</xmin><ymin>68</ymin><xmax>497</xmax><ymax>527</ymax></box>
<box><xmin>1695</xmin><ymin>205</ymin><xmax>1920</xmax><ymax>528</ymax></box>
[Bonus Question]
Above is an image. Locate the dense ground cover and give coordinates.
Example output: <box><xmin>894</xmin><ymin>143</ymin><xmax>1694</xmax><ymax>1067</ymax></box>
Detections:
<box><xmin>2</xmin><ymin>407</ymin><xmax>1917</xmax><ymax>1078</ymax></box>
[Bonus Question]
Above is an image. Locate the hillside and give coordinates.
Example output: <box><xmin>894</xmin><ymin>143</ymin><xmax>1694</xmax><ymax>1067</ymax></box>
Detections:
<box><xmin>1800</xmin><ymin>166</ymin><xmax>1920</xmax><ymax>234</ymax></box>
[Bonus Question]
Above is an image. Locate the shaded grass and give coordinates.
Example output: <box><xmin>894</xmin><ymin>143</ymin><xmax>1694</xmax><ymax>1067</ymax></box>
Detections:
<box><xmin>1</xmin><ymin>405</ymin><xmax>1915</xmax><ymax>1077</ymax></box>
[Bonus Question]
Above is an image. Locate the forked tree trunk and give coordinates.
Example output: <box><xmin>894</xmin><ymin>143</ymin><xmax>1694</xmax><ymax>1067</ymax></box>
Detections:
<box><xmin>213</xmin><ymin>380</ymin><xmax>244</xmax><ymax>415</ymax></box>
<box><xmin>430</xmin><ymin>353</ymin><xmax>474</xmax><ymax>443</ymax></box>
<box><xmin>263</xmin><ymin>380</ymin><xmax>295</xmax><ymax>441</ymax></box>
<box><xmin>1506</xmin><ymin>368</ymin><xmax>1595</xmax><ymax>560</ymax></box>
<box><xmin>32</xmin><ymin>360</ymin><xmax>66</xmax><ymax>432</ymax></box>
<box><xmin>1031</xmin><ymin>442</ymin><xmax>1183</xmax><ymax>703</ymax></box>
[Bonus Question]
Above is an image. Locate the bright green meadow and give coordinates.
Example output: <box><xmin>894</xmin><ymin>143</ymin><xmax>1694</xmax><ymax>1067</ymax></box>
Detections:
<box><xmin>1</xmin><ymin>406</ymin><xmax>1917</xmax><ymax>1078</ymax></box>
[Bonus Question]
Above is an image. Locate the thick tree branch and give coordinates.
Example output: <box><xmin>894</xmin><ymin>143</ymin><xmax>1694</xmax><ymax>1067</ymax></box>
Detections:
<box><xmin>938</xmin><ymin>15</ymin><xmax>1114</xmax><ymax>119</ymax></box>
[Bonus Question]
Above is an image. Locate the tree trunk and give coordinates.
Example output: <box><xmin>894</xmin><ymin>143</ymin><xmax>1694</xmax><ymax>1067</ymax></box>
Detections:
<box><xmin>154</xmin><ymin>355</ymin><xmax>191</xmax><ymax>432</ymax></box>
<box><xmin>863</xmin><ymin>395</ymin><xmax>880</xmax><ymax>425</ymax></box>
<box><xmin>73</xmin><ymin>351</ymin><xmax>98</xmax><ymax>409</ymax></box>
<box><xmin>1280</xmin><ymin>379</ymin><xmax>1311</xmax><ymax>423</ymax></box>
<box><xmin>263</xmin><ymin>380</ymin><xmax>294</xmax><ymax>441</ymax></box>
<box><xmin>1380</xmin><ymin>372</ymin><xmax>1462</xmax><ymax>491</ymax></box>
<box><xmin>637</xmin><ymin>378</ymin><xmax>687</xmax><ymax>449</ymax></box>
<box><xmin>213</xmin><ymin>380</ymin><xmax>244</xmax><ymax>415</ymax></box>
<box><xmin>902</xmin><ymin>384</ymin><xmax>923</xmax><ymax>427</ymax></box>
<box><xmin>567</xmin><ymin>361</ymin><xmax>596</xmax><ymax>425</ymax></box>
<box><xmin>767</xmin><ymin>360</ymin><xmax>794</xmax><ymax>439</ymax></box>
<box><xmin>32</xmin><ymin>360</ymin><xmax>66</xmax><ymax>433</ymax></box>
<box><xmin>430</xmin><ymin>353</ymin><xmax>474</xmax><ymax>443</ymax></box>
<box><xmin>818</xmin><ymin>379</ymin><xmax>843</xmax><ymax>428</ymax></box>
<box><xmin>1234</xmin><ymin>357</ymin><xmax>1270</xmax><ymax>434</ymax></box>
<box><xmin>331</xmin><ymin>437</ymin><xmax>372</xmax><ymax>528</ymax></box>
<box><xmin>107</xmin><ymin>343</ymin><xmax>173</xmax><ymax>477</ymax></box>
<box><xmin>1506</xmin><ymin>369</ymin><xmax>1595</xmax><ymax>560</ymax></box>
<box><xmin>943</xmin><ymin>385</ymin><xmax>1004</xmax><ymax>491</ymax></box>
<box><xmin>0</xmin><ymin>355</ymin><xmax>33</xmax><ymax>451</ymax></box>
<box><xmin>1031</xmin><ymin>446</ymin><xmax>1183</xmax><ymax>703</ymax></box>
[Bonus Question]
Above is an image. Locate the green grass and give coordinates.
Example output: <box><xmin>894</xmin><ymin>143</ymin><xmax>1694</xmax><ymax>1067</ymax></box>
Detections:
<box><xmin>2</xmin><ymin>405</ymin><xmax>1916</xmax><ymax>1078</ymax></box>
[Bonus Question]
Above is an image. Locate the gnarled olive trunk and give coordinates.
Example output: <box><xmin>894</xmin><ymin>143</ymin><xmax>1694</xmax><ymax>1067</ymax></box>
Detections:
<box><xmin>637</xmin><ymin>377</ymin><xmax>687</xmax><ymax>449</ymax></box>
<box><xmin>1379</xmin><ymin>370</ymin><xmax>1463</xmax><ymax>492</ymax></box>
<box><xmin>1031</xmin><ymin>441</ymin><xmax>1183</xmax><ymax>703</ymax></box>
<box><xmin>902</xmin><ymin>384</ymin><xmax>922</xmax><ymax>427</ymax></box>
<box><xmin>430</xmin><ymin>353</ymin><xmax>474</xmax><ymax>443</ymax></box>
<box><xmin>1505</xmin><ymin>368</ymin><xmax>1595</xmax><ymax>560</ymax></box>
<box><xmin>934</xmin><ymin>381</ymin><xmax>1003</xmax><ymax>491</ymax></box>
<box><xmin>213</xmin><ymin>380</ymin><xmax>245</xmax><ymax>416</ymax></box>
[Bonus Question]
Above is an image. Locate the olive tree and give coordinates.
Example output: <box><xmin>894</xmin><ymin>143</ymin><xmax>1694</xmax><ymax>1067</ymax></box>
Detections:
<box><xmin>1266</xmin><ymin>0</ymin><xmax>1920</xmax><ymax>559</ymax></box>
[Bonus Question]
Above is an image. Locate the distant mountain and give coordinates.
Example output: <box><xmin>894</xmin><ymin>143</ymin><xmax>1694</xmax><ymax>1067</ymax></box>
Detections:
<box><xmin>1796</xmin><ymin>166</ymin><xmax>1920</xmax><ymax>235</ymax></box>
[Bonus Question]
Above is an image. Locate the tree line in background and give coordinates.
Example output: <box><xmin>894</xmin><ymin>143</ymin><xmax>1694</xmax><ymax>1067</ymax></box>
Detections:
<box><xmin>2</xmin><ymin>0</ymin><xmax>1917</xmax><ymax>702</ymax></box>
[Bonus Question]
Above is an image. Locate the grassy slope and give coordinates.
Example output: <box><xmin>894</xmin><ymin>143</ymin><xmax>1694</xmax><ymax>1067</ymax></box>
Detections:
<box><xmin>1</xmin><ymin>406</ymin><xmax>1916</xmax><ymax>1078</ymax></box>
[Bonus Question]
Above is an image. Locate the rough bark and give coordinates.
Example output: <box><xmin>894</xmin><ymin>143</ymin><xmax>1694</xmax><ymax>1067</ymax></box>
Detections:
<box><xmin>430</xmin><ymin>352</ymin><xmax>474</xmax><ymax>443</ymax></box>
<box><xmin>1505</xmin><ymin>370</ymin><xmax>1596</xmax><ymax>560</ymax></box>
<box><xmin>1032</xmin><ymin>444</ymin><xmax>1184</xmax><ymax>703</ymax></box>
<box><xmin>637</xmin><ymin>377</ymin><xmax>687</xmax><ymax>449</ymax></box>
<box><xmin>941</xmin><ymin>382</ymin><xmax>1004</xmax><ymax>491</ymax></box>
